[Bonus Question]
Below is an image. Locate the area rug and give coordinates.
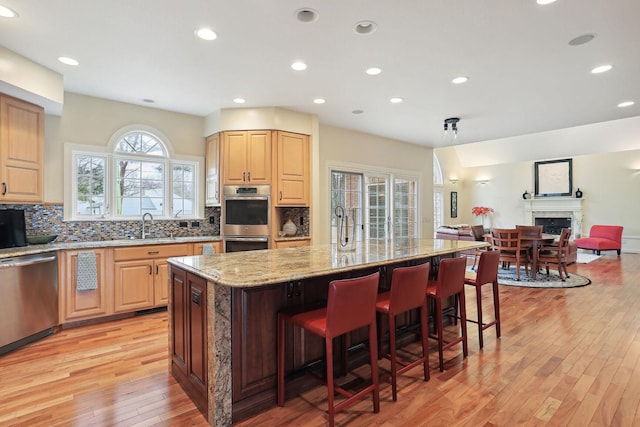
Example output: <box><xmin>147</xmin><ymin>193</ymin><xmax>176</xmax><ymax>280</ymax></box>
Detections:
<box><xmin>576</xmin><ymin>252</ymin><xmax>602</xmax><ymax>264</ymax></box>
<box><xmin>468</xmin><ymin>266</ymin><xmax>591</xmax><ymax>288</ymax></box>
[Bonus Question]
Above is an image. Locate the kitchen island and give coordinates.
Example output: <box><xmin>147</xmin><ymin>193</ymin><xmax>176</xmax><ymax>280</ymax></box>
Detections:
<box><xmin>167</xmin><ymin>238</ymin><xmax>487</xmax><ymax>426</ymax></box>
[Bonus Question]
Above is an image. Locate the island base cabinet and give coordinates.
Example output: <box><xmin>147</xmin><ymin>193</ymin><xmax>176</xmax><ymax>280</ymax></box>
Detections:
<box><xmin>170</xmin><ymin>267</ymin><xmax>208</xmax><ymax>416</ymax></box>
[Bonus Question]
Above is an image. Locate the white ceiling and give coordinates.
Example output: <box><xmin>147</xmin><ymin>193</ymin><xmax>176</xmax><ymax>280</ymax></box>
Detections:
<box><xmin>1</xmin><ymin>0</ymin><xmax>639</xmax><ymax>147</ymax></box>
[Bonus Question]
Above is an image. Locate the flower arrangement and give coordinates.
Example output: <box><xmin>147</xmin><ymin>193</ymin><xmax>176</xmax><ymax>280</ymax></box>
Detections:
<box><xmin>471</xmin><ymin>206</ymin><xmax>494</xmax><ymax>216</ymax></box>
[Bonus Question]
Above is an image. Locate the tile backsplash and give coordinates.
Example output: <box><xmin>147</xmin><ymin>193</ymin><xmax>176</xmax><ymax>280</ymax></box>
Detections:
<box><xmin>0</xmin><ymin>203</ymin><xmax>220</xmax><ymax>243</ymax></box>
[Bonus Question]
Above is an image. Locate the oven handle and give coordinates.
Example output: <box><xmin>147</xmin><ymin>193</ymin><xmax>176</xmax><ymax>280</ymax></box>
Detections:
<box><xmin>223</xmin><ymin>196</ymin><xmax>270</xmax><ymax>201</ymax></box>
<box><xmin>224</xmin><ymin>237</ymin><xmax>269</xmax><ymax>243</ymax></box>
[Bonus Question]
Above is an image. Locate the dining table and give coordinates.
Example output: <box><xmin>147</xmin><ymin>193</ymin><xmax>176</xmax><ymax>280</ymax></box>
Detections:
<box><xmin>484</xmin><ymin>232</ymin><xmax>557</xmax><ymax>280</ymax></box>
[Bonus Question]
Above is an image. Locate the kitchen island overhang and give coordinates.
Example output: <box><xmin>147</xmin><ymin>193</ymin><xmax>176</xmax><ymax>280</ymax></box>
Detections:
<box><xmin>167</xmin><ymin>239</ymin><xmax>488</xmax><ymax>426</ymax></box>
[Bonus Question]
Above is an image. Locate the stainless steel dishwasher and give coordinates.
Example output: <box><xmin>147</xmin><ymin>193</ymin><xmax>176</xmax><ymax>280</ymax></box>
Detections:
<box><xmin>0</xmin><ymin>252</ymin><xmax>58</xmax><ymax>355</ymax></box>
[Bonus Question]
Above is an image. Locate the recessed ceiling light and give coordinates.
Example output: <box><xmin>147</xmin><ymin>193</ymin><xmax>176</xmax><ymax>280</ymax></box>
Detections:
<box><xmin>569</xmin><ymin>33</ymin><xmax>596</xmax><ymax>46</ymax></box>
<box><xmin>389</xmin><ymin>97</ymin><xmax>403</xmax><ymax>104</ymax></box>
<box><xmin>591</xmin><ymin>64</ymin><xmax>613</xmax><ymax>74</ymax></box>
<box><xmin>0</xmin><ymin>5</ymin><xmax>18</xmax><ymax>18</ymax></box>
<box><xmin>195</xmin><ymin>28</ymin><xmax>218</xmax><ymax>41</ymax></box>
<box><xmin>58</xmin><ymin>56</ymin><xmax>79</xmax><ymax>66</ymax></box>
<box><xmin>353</xmin><ymin>20</ymin><xmax>378</xmax><ymax>35</ymax></box>
<box><xmin>366</xmin><ymin>67</ymin><xmax>382</xmax><ymax>76</ymax></box>
<box><xmin>451</xmin><ymin>76</ymin><xmax>469</xmax><ymax>84</ymax></box>
<box><xmin>313</xmin><ymin>98</ymin><xmax>326</xmax><ymax>104</ymax></box>
<box><xmin>536</xmin><ymin>0</ymin><xmax>557</xmax><ymax>5</ymax></box>
<box><xmin>295</xmin><ymin>8</ymin><xmax>319</xmax><ymax>23</ymax></box>
<box><xmin>618</xmin><ymin>101</ymin><xmax>635</xmax><ymax>108</ymax></box>
<box><xmin>291</xmin><ymin>61</ymin><xmax>307</xmax><ymax>71</ymax></box>
<box><xmin>233</xmin><ymin>98</ymin><xmax>246</xmax><ymax>104</ymax></box>
<box><xmin>352</xmin><ymin>109</ymin><xmax>364</xmax><ymax>115</ymax></box>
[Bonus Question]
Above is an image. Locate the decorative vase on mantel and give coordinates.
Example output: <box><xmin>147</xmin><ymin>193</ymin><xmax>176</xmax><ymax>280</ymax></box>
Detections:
<box><xmin>575</xmin><ymin>188</ymin><xmax>583</xmax><ymax>198</ymax></box>
<box><xmin>282</xmin><ymin>217</ymin><xmax>297</xmax><ymax>236</ymax></box>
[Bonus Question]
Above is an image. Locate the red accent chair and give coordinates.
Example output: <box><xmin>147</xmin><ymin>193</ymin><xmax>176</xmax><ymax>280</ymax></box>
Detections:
<box><xmin>426</xmin><ymin>256</ymin><xmax>468</xmax><ymax>371</ymax></box>
<box><xmin>464</xmin><ymin>250</ymin><xmax>501</xmax><ymax>349</ymax></box>
<box><xmin>277</xmin><ymin>272</ymin><xmax>380</xmax><ymax>427</ymax></box>
<box><xmin>375</xmin><ymin>263</ymin><xmax>430</xmax><ymax>401</ymax></box>
<box><xmin>574</xmin><ymin>225</ymin><xmax>623</xmax><ymax>255</ymax></box>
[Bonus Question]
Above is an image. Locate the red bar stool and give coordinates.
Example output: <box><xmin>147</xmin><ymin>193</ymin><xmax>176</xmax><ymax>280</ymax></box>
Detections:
<box><xmin>375</xmin><ymin>263</ymin><xmax>430</xmax><ymax>401</ymax></box>
<box><xmin>464</xmin><ymin>250</ymin><xmax>501</xmax><ymax>349</ymax></box>
<box><xmin>277</xmin><ymin>272</ymin><xmax>381</xmax><ymax>427</ymax></box>
<box><xmin>426</xmin><ymin>256</ymin><xmax>468</xmax><ymax>371</ymax></box>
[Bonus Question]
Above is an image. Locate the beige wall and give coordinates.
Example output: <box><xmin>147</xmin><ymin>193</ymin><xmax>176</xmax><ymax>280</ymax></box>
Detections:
<box><xmin>315</xmin><ymin>124</ymin><xmax>433</xmax><ymax>244</ymax></box>
<box><xmin>44</xmin><ymin>92</ymin><xmax>205</xmax><ymax>203</ymax></box>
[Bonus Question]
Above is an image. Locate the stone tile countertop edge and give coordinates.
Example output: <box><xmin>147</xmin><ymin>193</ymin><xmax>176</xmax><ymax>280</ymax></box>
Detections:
<box><xmin>0</xmin><ymin>235</ymin><xmax>222</xmax><ymax>260</ymax></box>
<box><xmin>168</xmin><ymin>239</ymin><xmax>488</xmax><ymax>288</ymax></box>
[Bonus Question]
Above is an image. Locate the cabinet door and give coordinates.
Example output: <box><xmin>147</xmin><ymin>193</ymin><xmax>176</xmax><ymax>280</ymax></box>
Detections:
<box><xmin>275</xmin><ymin>131</ymin><xmax>309</xmax><ymax>206</ymax></box>
<box><xmin>154</xmin><ymin>260</ymin><xmax>170</xmax><ymax>306</ymax></box>
<box><xmin>187</xmin><ymin>272</ymin><xmax>208</xmax><ymax>411</ymax></box>
<box><xmin>246</xmin><ymin>130</ymin><xmax>271</xmax><ymax>184</ymax></box>
<box><xmin>114</xmin><ymin>260</ymin><xmax>154</xmax><ymax>312</ymax></box>
<box><xmin>171</xmin><ymin>267</ymin><xmax>188</xmax><ymax>375</ymax></box>
<box><xmin>232</xmin><ymin>284</ymin><xmax>284</xmax><ymax>401</ymax></box>
<box><xmin>205</xmin><ymin>133</ymin><xmax>220</xmax><ymax>206</ymax></box>
<box><xmin>0</xmin><ymin>95</ymin><xmax>44</xmax><ymax>203</ymax></box>
<box><xmin>223</xmin><ymin>131</ymin><xmax>248</xmax><ymax>185</ymax></box>
<box><xmin>59</xmin><ymin>249</ymin><xmax>109</xmax><ymax>322</ymax></box>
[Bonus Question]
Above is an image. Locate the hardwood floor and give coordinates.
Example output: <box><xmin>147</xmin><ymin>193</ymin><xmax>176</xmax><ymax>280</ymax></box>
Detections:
<box><xmin>2</xmin><ymin>253</ymin><xmax>640</xmax><ymax>426</ymax></box>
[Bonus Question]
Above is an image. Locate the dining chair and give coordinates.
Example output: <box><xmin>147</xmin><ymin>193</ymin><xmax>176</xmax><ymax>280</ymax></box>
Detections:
<box><xmin>490</xmin><ymin>228</ymin><xmax>530</xmax><ymax>280</ymax></box>
<box><xmin>538</xmin><ymin>227</ymin><xmax>572</xmax><ymax>281</ymax></box>
<box><xmin>277</xmin><ymin>272</ymin><xmax>380</xmax><ymax>427</ymax></box>
<box><xmin>426</xmin><ymin>256</ymin><xmax>468</xmax><ymax>371</ymax></box>
<box><xmin>375</xmin><ymin>263</ymin><xmax>430</xmax><ymax>401</ymax></box>
<box><xmin>464</xmin><ymin>250</ymin><xmax>501</xmax><ymax>349</ymax></box>
<box><xmin>515</xmin><ymin>225</ymin><xmax>543</xmax><ymax>238</ymax></box>
<box><xmin>471</xmin><ymin>224</ymin><xmax>488</xmax><ymax>270</ymax></box>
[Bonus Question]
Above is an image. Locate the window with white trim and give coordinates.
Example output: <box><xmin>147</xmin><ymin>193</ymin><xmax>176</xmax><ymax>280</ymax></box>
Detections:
<box><xmin>69</xmin><ymin>129</ymin><xmax>199</xmax><ymax>220</ymax></box>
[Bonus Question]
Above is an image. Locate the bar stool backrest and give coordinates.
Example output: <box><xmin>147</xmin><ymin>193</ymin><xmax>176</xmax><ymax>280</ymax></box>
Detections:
<box><xmin>389</xmin><ymin>263</ymin><xmax>430</xmax><ymax>314</ymax></box>
<box><xmin>327</xmin><ymin>272</ymin><xmax>380</xmax><ymax>338</ymax></box>
<box><xmin>475</xmin><ymin>250</ymin><xmax>500</xmax><ymax>286</ymax></box>
<box><xmin>433</xmin><ymin>257</ymin><xmax>467</xmax><ymax>299</ymax></box>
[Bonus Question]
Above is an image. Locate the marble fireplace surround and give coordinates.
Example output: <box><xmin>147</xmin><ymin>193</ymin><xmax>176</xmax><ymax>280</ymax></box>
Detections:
<box><xmin>523</xmin><ymin>198</ymin><xmax>584</xmax><ymax>239</ymax></box>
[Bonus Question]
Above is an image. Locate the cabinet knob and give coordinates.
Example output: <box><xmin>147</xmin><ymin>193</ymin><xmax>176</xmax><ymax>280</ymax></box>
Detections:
<box><xmin>247</xmin><ymin>171</ymin><xmax>251</xmax><ymax>181</ymax></box>
<box><xmin>149</xmin><ymin>265</ymin><xmax>153</xmax><ymax>275</ymax></box>
<box><xmin>243</xmin><ymin>172</ymin><xmax>246</xmax><ymax>181</ymax></box>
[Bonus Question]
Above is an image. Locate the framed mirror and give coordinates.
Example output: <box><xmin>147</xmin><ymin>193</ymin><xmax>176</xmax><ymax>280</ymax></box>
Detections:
<box><xmin>534</xmin><ymin>158</ymin><xmax>573</xmax><ymax>197</ymax></box>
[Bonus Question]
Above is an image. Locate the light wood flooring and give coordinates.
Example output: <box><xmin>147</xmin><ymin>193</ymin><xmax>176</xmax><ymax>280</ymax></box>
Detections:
<box><xmin>1</xmin><ymin>253</ymin><xmax>640</xmax><ymax>426</ymax></box>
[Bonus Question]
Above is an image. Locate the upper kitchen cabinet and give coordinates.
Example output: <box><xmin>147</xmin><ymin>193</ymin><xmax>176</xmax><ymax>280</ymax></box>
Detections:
<box><xmin>0</xmin><ymin>95</ymin><xmax>44</xmax><ymax>203</ymax></box>
<box><xmin>222</xmin><ymin>130</ymin><xmax>271</xmax><ymax>185</ymax></box>
<box><xmin>274</xmin><ymin>131</ymin><xmax>309</xmax><ymax>206</ymax></box>
<box><xmin>205</xmin><ymin>133</ymin><xmax>220</xmax><ymax>206</ymax></box>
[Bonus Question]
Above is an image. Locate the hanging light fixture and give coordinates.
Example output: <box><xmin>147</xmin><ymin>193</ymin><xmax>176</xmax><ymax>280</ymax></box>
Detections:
<box><xmin>442</xmin><ymin>117</ymin><xmax>460</xmax><ymax>143</ymax></box>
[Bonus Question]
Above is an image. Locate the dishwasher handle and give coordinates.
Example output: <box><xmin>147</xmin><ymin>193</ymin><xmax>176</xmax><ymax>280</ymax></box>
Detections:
<box><xmin>0</xmin><ymin>254</ymin><xmax>57</xmax><ymax>267</ymax></box>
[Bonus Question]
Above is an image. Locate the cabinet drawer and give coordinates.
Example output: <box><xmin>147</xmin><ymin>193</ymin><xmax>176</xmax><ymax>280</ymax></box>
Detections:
<box><xmin>113</xmin><ymin>244</ymin><xmax>190</xmax><ymax>261</ymax></box>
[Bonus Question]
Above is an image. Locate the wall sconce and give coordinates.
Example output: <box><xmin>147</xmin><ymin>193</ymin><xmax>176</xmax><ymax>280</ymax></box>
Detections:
<box><xmin>449</xmin><ymin>178</ymin><xmax>459</xmax><ymax>185</ymax></box>
<box><xmin>477</xmin><ymin>180</ymin><xmax>490</xmax><ymax>185</ymax></box>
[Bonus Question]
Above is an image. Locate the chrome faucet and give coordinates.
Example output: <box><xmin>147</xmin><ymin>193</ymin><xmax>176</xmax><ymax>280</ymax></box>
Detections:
<box><xmin>141</xmin><ymin>212</ymin><xmax>154</xmax><ymax>239</ymax></box>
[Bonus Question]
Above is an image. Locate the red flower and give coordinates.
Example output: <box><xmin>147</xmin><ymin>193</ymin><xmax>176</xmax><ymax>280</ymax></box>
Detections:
<box><xmin>472</xmin><ymin>206</ymin><xmax>494</xmax><ymax>216</ymax></box>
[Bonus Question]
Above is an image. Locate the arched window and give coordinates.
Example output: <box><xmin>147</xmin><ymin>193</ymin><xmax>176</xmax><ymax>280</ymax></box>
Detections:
<box><xmin>69</xmin><ymin>127</ymin><xmax>199</xmax><ymax>220</ymax></box>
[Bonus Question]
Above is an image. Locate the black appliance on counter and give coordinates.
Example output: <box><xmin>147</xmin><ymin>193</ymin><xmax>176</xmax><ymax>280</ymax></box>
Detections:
<box><xmin>0</xmin><ymin>209</ymin><xmax>27</xmax><ymax>249</ymax></box>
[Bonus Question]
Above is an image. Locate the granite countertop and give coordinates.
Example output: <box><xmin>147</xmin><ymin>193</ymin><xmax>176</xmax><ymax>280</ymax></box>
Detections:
<box><xmin>0</xmin><ymin>235</ymin><xmax>222</xmax><ymax>260</ymax></box>
<box><xmin>168</xmin><ymin>238</ymin><xmax>488</xmax><ymax>288</ymax></box>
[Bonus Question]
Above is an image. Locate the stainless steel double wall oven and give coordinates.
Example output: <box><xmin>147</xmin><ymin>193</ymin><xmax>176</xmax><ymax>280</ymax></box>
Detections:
<box><xmin>222</xmin><ymin>185</ymin><xmax>270</xmax><ymax>252</ymax></box>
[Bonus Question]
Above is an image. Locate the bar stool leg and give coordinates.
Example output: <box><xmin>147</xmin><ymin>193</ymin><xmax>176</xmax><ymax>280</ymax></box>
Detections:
<box><xmin>435</xmin><ymin>298</ymin><xmax>444</xmax><ymax>372</ymax></box>
<box><xmin>368</xmin><ymin>324</ymin><xmax>380</xmax><ymax>413</ymax></box>
<box><xmin>493</xmin><ymin>281</ymin><xmax>501</xmax><ymax>338</ymax></box>
<box><xmin>326</xmin><ymin>336</ymin><xmax>336</xmax><ymax>427</ymax></box>
<box><xmin>420</xmin><ymin>304</ymin><xmax>430</xmax><ymax>381</ymax></box>
<box><xmin>476</xmin><ymin>285</ymin><xmax>484</xmax><ymax>349</ymax></box>
<box><xmin>460</xmin><ymin>293</ymin><xmax>469</xmax><ymax>358</ymax></box>
<box><xmin>389</xmin><ymin>314</ymin><xmax>398</xmax><ymax>401</ymax></box>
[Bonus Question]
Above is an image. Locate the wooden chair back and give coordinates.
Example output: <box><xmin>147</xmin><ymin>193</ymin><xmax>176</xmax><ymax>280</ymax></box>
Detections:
<box><xmin>516</xmin><ymin>225</ymin><xmax>543</xmax><ymax>238</ymax></box>
<box><xmin>491</xmin><ymin>228</ymin><xmax>523</xmax><ymax>252</ymax></box>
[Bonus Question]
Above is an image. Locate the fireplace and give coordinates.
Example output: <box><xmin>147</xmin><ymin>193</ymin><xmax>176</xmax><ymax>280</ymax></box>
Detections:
<box><xmin>523</xmin><ymin>198</ymin><xmax>584</xmax><ymax>239</ymax></box>
<box><xmin>535</xmin><ymin>217</ymin><xmax>572</xmax><ymax>235</ymax></box>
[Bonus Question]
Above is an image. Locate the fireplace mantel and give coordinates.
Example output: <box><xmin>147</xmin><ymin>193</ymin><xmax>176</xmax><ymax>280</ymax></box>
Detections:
<box><xmin>523</xmin><ymin>197</ymin><xmax>584</xmax><ymax>238</ymax></box>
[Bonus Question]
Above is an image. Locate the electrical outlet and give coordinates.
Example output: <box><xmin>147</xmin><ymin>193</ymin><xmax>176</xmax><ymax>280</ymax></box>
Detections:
<box><xmin>179</xmin><ymin>221</ymin><xmax>188</xmax><ymax>228</ymax></box>
<box><xmin>300</xmin><ymin>217</ymin><xmax>304</xmax><ymax>226</ymax></box>
<box><xmin>191</xmin><ymin>221</ymin><xmax>200</xmax><ymax>228</ymax></box>
<box><xmin>209</xmin><ymin>216</ymin><xmax>215</xmax><ymax>224</ymax></box>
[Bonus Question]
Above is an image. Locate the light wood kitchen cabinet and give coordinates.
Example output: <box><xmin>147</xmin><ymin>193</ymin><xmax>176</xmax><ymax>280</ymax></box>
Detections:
<box><xmin>274</xmin><ymin>239</ymin><xmax>310</xmax><ymax>249</ymax></box>
<box><xmin>205</xmin><ymin>133</ymin><xmax>220</xmax><ymax>206</ymax></box>
<box><xmin>192</xmin><ymin>240</ymin><xmax>223</xmax><ymax>254</ymax></box>
<box><xmin>0</xmin><ymin>94</ymin><xmax>44</xmax><ymax>203</ymax></box>
<box><xmin>58</xmin><ymin>249</ymin><xmax>111</xmax><ymax>323</ymax></box>
<box><xmin>273</xmin><ymin>131</ymin><xmax>309</xmax><ymax>206</ymax></box>
<box><xmin>113</xmin><ymin>243</ymin><xmax>190</xmax><ymax>312</ymax></box>
<box><xmin>222</xmin><ymin>130</ymin><xmax>271</xmax><ymax>185</ymax></box>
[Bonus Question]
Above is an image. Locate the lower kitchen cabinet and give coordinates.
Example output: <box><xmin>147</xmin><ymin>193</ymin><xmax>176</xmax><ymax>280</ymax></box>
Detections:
<box><xmin>171</xmin><ymin>266</ymin><xmax>208</xmax><ymax>415</ymax></box>
<box><xmin>58</xmin><ymin>248</ymin><xmax>110</xmax><ymax>323</ymax></box>
<box><xmin>113</xmin><ymin>244</ymin><xmax>190</xmax><ymax>312</ymax></box>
